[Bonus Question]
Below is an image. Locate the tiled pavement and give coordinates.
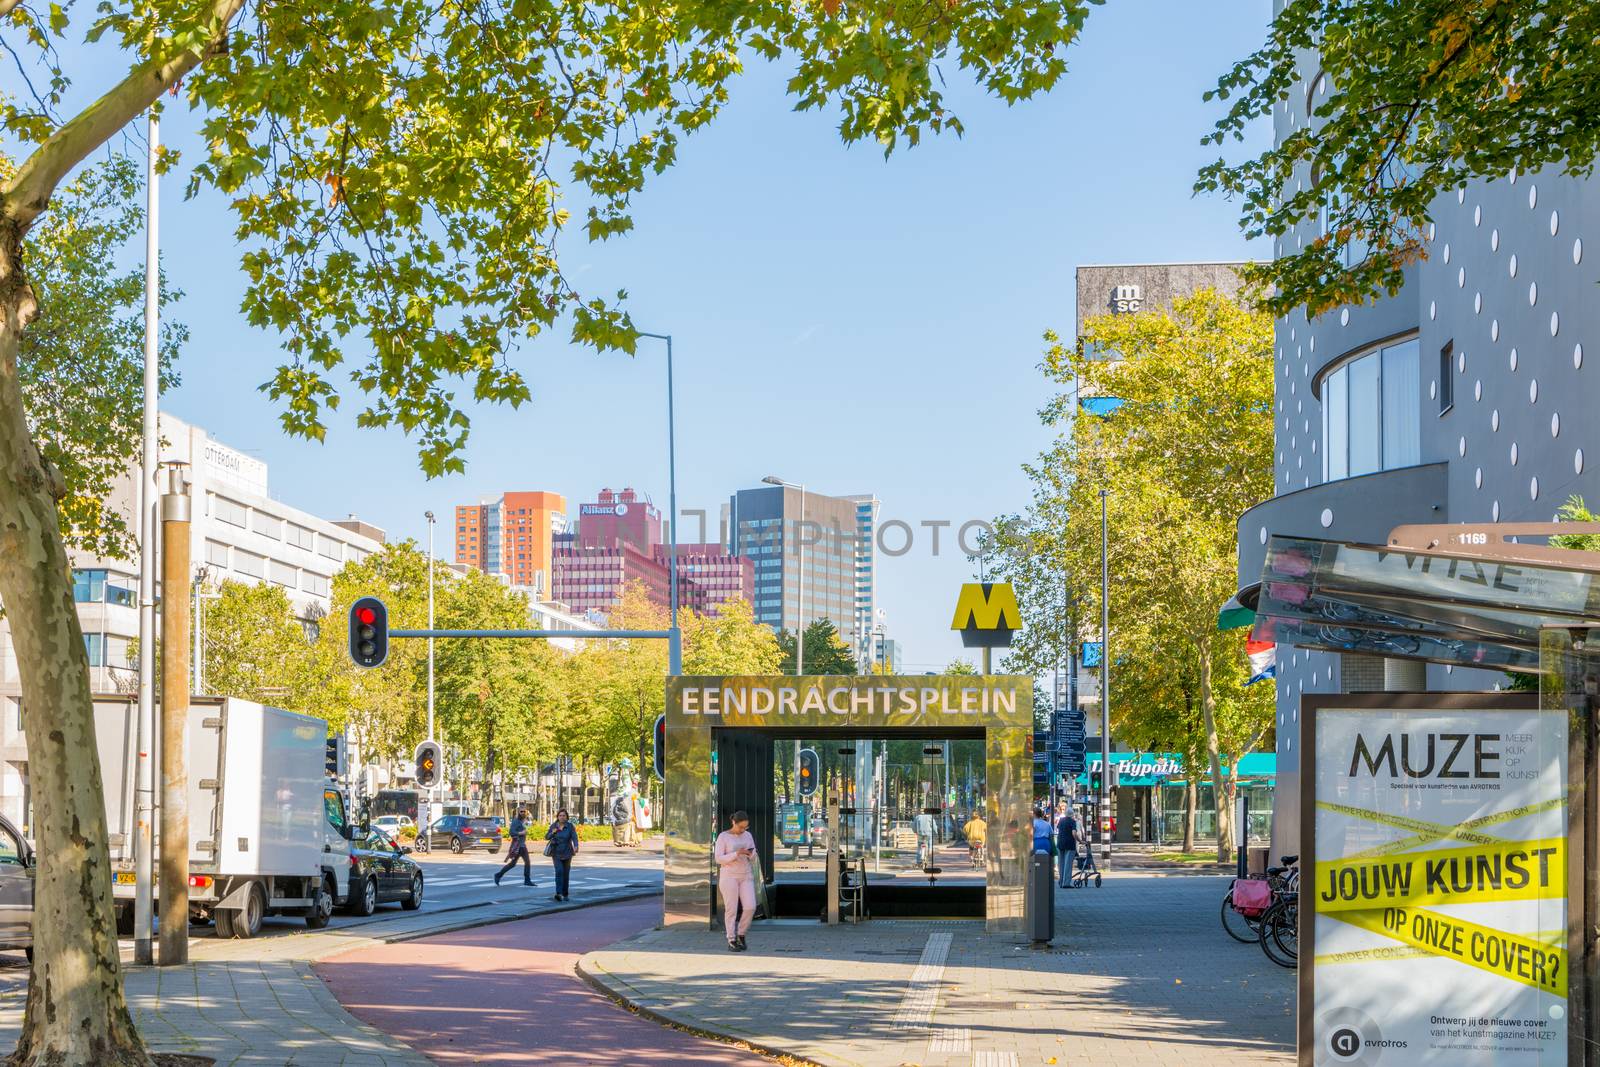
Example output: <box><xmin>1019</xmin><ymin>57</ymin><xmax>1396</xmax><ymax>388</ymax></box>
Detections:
<box><xmin>578</xmin><ymin>872</ymin><xmax>1296</xmax><ymax>1067</ymax></box>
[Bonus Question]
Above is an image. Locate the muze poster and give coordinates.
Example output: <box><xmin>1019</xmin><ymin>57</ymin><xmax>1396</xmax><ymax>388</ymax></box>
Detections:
<box><xmin>1312</xmin><ymin>705</ymin><xmax>1567</xmax><ymax>1065</ymax></box>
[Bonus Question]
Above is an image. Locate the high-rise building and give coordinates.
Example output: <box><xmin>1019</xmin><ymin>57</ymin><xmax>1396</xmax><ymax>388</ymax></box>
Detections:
<box><xmin>1231</xmin><ymin>59</ymin><xmax>1600</xmax><ymax>856</ymax></box>
<box><xmin>728</xmin><ymin>484</ymin><xmax>868</xmax><ymax>642</ymax></box>
<box><xmin>453</xmin><ymin>490</ymin><xmax>567</xmax><ymax>595</ymax></box>
<box><xmin>845</xmin><ymin>495</ymin><xmax>880</xmax><ymax>665</ymax></box>
<box><xmin>552</xmin><ymin>489</ymin><xmax>753</xmax><ymax>620</ymax></box>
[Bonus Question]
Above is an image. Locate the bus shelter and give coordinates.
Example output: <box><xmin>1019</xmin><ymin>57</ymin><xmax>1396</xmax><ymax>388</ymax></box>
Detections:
<box><xmin>1246</xmin><ymin>523</ymin><xmax>1600</xmax><ymax>1066</ymax></box>
<box><xmin>662</xmin><ymin>675</ymin><xmax>1033</xmax><ymax>934</ymax></box>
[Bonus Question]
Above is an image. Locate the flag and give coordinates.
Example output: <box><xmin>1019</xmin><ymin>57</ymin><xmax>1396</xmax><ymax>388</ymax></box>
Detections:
<box><xmin>1246</xmin><ymin>639</ymin><xmax>1276</xmax><ymax>685</ymax></box>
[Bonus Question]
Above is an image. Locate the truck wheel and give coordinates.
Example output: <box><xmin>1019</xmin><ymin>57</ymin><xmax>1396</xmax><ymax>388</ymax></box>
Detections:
<box><xmin>114</xmin><ymin>904</ymin><xmax>134</xmax><ymax>937</ymax></box>
<box><xmin>401</xmin><ymin>873</ymin><xmax>423</xmax><ymax>911</ymax></box>
<box><xmin>305</xmin><ymin>876</ymin><xmax>335</xmax><ymax>929</ymax></box>
<box><xmin>213</xmin><ymin>909</ymin><xmax>235</xmax><ymax>938</ymax></box>
<box><xmin>449</xmin><ymin>835</ymin><xmax>465</xmax><ymax>854</ymax></box>
<box><xmin>229</xmin><ymin>885</ymin><xmax>266</xmax><ymax>939</ymax></box>
<box><xmin>350</xmin><ymin>876</ymin><xmax>378</xmax><ymax>917</ymax></box>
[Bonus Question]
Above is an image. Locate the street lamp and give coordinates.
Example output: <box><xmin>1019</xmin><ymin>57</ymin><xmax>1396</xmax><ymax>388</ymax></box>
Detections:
<box><xmin>637</xmin><ymin>332</ymin><xmax>682</xmax><ymax>675</ymax></box>
<box><xmin>761</xmin><ymin>475</ymin><xmax>807</xmax><ymax>676</ymax></box>
<box><xmin>425</xmin><ymin>510</ymin><xmax>437</xmax><ymax>823</ymax></box>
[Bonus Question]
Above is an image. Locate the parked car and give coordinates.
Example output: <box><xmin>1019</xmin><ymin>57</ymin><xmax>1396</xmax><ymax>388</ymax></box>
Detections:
<box><xmin>343</xmin><ymin>828</ymin><xmax>424</xmax><ymax>916</ymax></box>
<box><xmin>371</xmin><ymin>815</ymin><xmax>415</xmax><ymax>836</ymax></box>
<box><xmin>0</xmin><ymin>814</ymin><xmax>33</xmax><ymax>959</ymax></box>
<box><xmin>420</xmin><ymin>815</ymin><xmax>503</xmax><ymax>855</ymax></box>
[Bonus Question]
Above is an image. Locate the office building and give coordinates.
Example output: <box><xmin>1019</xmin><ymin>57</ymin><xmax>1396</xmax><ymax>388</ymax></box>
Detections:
<box><xmin>552</xmin><ymin>489</ymin><xmax>753</xmax><ymax>620</ymax></box>
<box><xmin>728</xmin><ymin>484</ymin><xmax>867</xmax><ymax>641</ymax></box>
<box><xmin>1231</xmin><ymin>57</ymin><xmax>1600</xmax><ymax>853</ymax></box>
<box><xmin>845</xmin><ymin>495</ymin><xmax>880</xmax><ymax>666</ymax></box>
<box><xmin>454</xmin><ymin>490</ymin><xmax>567</xmax><ymax>595</ymax></box>
<box><xmin>0</xmin><ymin>413</ymin><xmax>385</xmax><ymax>831</ymax></box>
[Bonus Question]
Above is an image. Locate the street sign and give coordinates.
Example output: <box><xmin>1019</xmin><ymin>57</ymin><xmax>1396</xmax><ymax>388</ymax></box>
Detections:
<box><xmin>1081</xmin><ymin>641</ymin><xmax>1102</xmax><ymax>668</ymax></box>
<box><xmin>777</xmin><ymin>803</ymin><xmax>808</xmax><ymax>846</ymax></box>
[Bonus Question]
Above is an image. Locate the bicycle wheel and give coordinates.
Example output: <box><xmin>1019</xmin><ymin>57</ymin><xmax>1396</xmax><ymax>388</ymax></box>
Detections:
<box><xmin>1258</xmin><ymin>901</ymin><xmax>1297</xmax><ymax>969</ymax></box>
<box><xmin>1221</xmin><ymin>891</ymin><xmax>1258</xmax><ymax>944</ymax></box>
<box><xmin>1270</xmin><ymin>898</ymin><xmax>1299</xmax><ymax>961</ymax></box>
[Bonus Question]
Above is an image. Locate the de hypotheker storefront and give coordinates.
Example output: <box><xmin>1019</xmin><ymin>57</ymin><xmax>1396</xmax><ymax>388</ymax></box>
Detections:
<box><xmin>1074</xmin><ymin>752</ymin><xmax>1276</xmax><ymax>845</ymax></box>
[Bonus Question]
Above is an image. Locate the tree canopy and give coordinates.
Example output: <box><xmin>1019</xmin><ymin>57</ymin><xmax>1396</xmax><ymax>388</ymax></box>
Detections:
<box><xmin>990</xmin><ymin>289</ymin><xmax>1275</xmax><ymax>859</ymax></box>
<box><xmin>777</xmin><ymin>619</ymin><xmax>858</xmax><ymax>675</ymax></box>
<box><xmin>1199</xmin><ymin>1</ymin><xmax>1600</xmax><ymax>316</ymax></box>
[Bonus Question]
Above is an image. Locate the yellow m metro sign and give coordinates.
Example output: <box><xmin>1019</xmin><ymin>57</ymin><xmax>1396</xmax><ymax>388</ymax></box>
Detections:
<box><xmin>951</xmin><ymin>582</ymin><xmax>1020</xmax><ymax>649</ymax></box>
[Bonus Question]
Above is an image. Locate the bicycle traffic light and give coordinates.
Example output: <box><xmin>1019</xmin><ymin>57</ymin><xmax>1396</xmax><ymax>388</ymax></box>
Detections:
<box><xmin>1090</xmin><ymin>768</ymin><xmax>1103</xmax><ymax>794</ymax></box>
<box><xmin>652</xmin><ymin>714</ymin><xmax>666</xmax><ymax>781</ymax></box>
<box><xmin>348</xmin><ymin>596</ymin><xmax>388</xmax><ymax>668</ymax></box>
<box><xmin>414</xmin><ymin>739</ymin><xmax>443</xmax><ymax>788</ymax></box>
<box><xmin>798</xmin><ymin>747</ymin><xmax>820</xmax><ymax>797</ymax></box>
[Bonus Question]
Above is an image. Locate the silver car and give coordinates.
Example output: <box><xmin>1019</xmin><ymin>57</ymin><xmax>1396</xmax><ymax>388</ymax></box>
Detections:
<box><xmin>0</xmin><ymin>814</ymin><xmax>33</xmax><ymax>960</ymax></box>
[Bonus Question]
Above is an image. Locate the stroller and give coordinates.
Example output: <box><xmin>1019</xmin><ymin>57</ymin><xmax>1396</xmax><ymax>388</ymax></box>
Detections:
<box><xmin>1071</xmin><ymin>848</ymin><xmax>1103</xmax><ymax>888</ymax></box>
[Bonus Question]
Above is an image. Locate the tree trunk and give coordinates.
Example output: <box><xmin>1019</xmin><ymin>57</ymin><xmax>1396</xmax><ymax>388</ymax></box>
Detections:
<box><xmin>1197</xmin><ymin>645</ymin><xmax>1232</xmax><ymax>864</ymax></box>
<box><xmin>1182</xmin><ymin>774</ymin><xmax>1197</xmax><ymax>854</ymax></box>
<box><xmin>0</xmin><ymin>222</ymin><xmax>151</xmax><ymax>1064</ymax></box>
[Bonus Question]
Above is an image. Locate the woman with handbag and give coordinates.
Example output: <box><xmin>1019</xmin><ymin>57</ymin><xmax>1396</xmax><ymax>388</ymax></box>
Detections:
<box><xmin>544</xmin><ymin>808</ymin><xmax>580</xmax><ymax>901</ymax></box>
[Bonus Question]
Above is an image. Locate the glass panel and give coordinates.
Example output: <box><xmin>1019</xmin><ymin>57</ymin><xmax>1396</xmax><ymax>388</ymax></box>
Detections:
<box><xmin>1325</xmin><ymin>366</ymin><xmax>1348</xmax><ymax>482</ymax></box>
<box><xmin>1381</xmin><ymin>339</ymin><xmax>1420</xmax><ymax>468</ymax></box>
<box><xmin>1347</xmin><ymin>353</ymin><xmax>1380</xmax><ymax>475</ymax></box>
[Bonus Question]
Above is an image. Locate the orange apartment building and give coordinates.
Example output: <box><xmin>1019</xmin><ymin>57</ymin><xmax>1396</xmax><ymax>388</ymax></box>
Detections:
<box><xmin>454</xmin><ymin>490</ymin><xmax>567</xmax><ymax>595</ymax></box>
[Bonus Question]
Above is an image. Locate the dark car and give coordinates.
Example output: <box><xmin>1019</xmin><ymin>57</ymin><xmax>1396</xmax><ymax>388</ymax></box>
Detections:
<box><xmin>343</xmin><ymin>828</ymin><xmax>425</xmax><ymax>916</ymax></box>
<box><xmin>420</xmin><ymin>815</ymin><xmax>503</xmax><ymax>855</ymax></box>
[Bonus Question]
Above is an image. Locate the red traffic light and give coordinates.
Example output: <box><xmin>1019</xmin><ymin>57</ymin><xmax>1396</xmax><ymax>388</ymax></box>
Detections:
<box><xmin>356</xmin><ymin>605</ymin><xmax>377</xmax><ymax>625</ymax></box>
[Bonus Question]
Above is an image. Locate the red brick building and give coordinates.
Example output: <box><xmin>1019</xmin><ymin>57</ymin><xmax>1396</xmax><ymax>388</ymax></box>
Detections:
<box><xmin>453</xmin><ymin>490</ymin><xmax>567</xmax><ymax>593</ymax></box>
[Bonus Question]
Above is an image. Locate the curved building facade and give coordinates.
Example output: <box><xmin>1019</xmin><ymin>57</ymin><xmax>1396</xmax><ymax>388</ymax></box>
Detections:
<box><xmin>1236</xmin><ymin>47</ymin><xmax>1600</xmax><ymax>852</ymax></box>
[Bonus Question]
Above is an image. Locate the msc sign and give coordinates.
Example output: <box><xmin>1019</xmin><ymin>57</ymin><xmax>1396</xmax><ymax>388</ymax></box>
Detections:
<box><xmin>951</xmin><ymin>582</ymin><xmax>1020</xmax><ymax>649</ymax></box>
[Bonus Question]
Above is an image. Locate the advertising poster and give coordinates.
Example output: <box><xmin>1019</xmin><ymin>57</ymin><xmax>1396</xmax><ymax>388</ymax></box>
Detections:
<box><xmin>1311</xmin><ymin>704</ymin><xmax>1567</xmax><ymax>1065</ymax></box>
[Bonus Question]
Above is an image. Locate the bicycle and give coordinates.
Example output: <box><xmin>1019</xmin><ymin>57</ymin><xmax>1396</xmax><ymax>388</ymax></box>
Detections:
<box><xmin>1257</xmin><ymin>863</ymin><xmax>1299</xmax><ymax>969</ymax></box>
<box><xmin>1220</xmin><ymin>854</ymin><xmax>1297</xmax><ymax>944</ymax></box>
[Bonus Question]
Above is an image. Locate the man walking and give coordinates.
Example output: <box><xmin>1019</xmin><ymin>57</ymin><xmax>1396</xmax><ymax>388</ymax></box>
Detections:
<box><xmin>493</xmin><ymin>808</ymin><xmax>536</xmax><ymax>886</ymax></box>
<box><xmin>1055</xmin><ymin>802</ymin><xmax>1078</xmax><ymax>889</ymax></box>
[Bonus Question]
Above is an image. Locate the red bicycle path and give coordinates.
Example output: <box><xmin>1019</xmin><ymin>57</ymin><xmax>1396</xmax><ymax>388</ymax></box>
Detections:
<box><xmin>315</xmin><ymin>897</ymin><xmax>768</xmax><ymax>1066</ymax></box>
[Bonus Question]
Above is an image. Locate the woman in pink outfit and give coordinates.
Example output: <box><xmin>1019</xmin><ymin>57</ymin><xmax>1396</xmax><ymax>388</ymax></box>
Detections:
<box><xmin>714</xmin><ymin>810</ymin><xmax>757</xmax><ymax>951</ymax></box>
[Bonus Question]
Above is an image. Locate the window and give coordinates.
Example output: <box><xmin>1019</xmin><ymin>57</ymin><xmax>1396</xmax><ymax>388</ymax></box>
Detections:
<box><xmin>234</xmin><ymin>550</ymin><xmax>265</xmax><ymax>579</ymax></box>
<box><xmin>270</xmin><ymin>561</ymin><xmax>297</xmax><ymax>588</ymax></box>
<box><xmin>1438</xmin><ymin>341</ymin><xmax>1454</xmax><ymax>414</ymax></box>
<box><xmin>213</xmin><ymin>495</ymin><xmax>248</xmax><ymax>528</ymax></box>
<box><xmin>71</xmin><ymin>570</ymin><xmax>134</xmax><ymax>607</ymax></box>
<box><xmin>288</xmin><ymin>524</ymin><xmax>315</xmax><ymax>551</ymax></box>
<box><xmin>1321</xmin><ymin>336</ymin><xmax>1421</xmax><ymax>483</ymax></box>
<box><xmin>206</xmin><ymin>540</ymin><xmax>230</xmax><ymax>568</ymax></box>
<box><xmin>84</xmin><ymin>633</ymin><xmax>107</xmax><ymax>667</ymax></box>
<box><xmin>318</xmin><ymin>536</ymin><xmax>343</xmax><ymax>561</ymax></box>
<box><xmin>252</xmin><ymin>512</ymin><xmax>283</xmax><ymax>540</ymax></box>
<box><xmin>301</xmin><ymin>572</ymin><xmax>330</xmax><ymax>598</ymax></box>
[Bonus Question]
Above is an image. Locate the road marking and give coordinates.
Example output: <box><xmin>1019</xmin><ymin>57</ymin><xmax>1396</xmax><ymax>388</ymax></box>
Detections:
<box><xmin>891</xmin><ymin>931</ymin><xmax>952</xmax><ymax>1031</ymax></box>
<box><xmin>927</xmin><ymin>1027</ymin><xmax>970</xmax><ymax>1054</ymax></box>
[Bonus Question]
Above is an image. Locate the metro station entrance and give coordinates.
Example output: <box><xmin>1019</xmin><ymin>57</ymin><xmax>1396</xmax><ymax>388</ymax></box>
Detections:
<box><xmin>663</xmin><ymin>676</ymin><xmax>1032</xmax><ymax>933</ymax></box>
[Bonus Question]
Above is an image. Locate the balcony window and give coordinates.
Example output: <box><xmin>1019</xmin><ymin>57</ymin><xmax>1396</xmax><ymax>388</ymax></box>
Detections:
<box><xmin>72</xmin><ymin>569</ymin><xmax>135</xmax><ymax>607</ymax></box>
<box><xmin>1321</xmin><ymin>336</ymin><xmax>1420</xmax><ymax>483</ymax></box>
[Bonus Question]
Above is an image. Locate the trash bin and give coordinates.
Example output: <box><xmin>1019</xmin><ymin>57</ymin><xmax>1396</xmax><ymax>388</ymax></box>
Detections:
<box><xmin>1027</xmin><ymin>851</ymin><xmax>1055</xmax><ymax>944</ymax></box>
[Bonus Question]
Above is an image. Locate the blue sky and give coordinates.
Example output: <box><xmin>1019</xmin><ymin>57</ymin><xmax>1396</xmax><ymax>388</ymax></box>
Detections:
<box><xmin>128</xmin><ymin>0</ymin><xmax>1270</xmax><ymax>670</ymax></box>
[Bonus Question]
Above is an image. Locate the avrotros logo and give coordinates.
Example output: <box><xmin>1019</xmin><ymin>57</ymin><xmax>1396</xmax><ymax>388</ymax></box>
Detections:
<box><xmin>1330</xmin><ymin>1028</ymin><xmax>1362</xmax><ymax>1060</ymax></box>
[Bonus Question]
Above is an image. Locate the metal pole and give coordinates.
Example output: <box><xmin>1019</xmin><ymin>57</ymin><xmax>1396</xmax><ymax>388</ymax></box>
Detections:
<box><xmin>1099</xmin><ymin>487</ymin><xmax>1111</xmax><ymax>864</ymax></box>
<box><xmin>426</xmin><ymin>510</ymin><xmax>436</xmax><ymax>821</ymax></box>
<box><xmin>159</xmin><ymin>464</ymin><xmax>191</xmax><ymax>965</ymax></box>
<box><xmin>796</xmin><ymin>485</ymin><xmax>806</xmax><ymax>676</ymax></box>
<box><xmin>639</xmin><ymin>333</ymin><xmax>682</xmax><ymax>674</ymax></box>
<box><xmin>133</xmin><ymin>108</ymin><xmax>160</xmax><ymax>965</ymax></box>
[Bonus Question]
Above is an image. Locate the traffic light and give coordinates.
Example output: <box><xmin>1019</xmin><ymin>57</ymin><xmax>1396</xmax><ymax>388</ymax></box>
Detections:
<box><xmin>797</xmin><ymin>747</ymin><xmax>820</xmax><ymax>797</ymax></box>
<box><xmin>414</xmin><ymin>739</ymin><xmax>442</xmax><ymax>789</ymax></box>
<box><xmin>348</xmin><ymin>596</ymin><xmax>389</xmax><ymax>668</ymax></box>
<box><xmin>324</xmin><ymin>735</ymin><xmax>346</xmax><ymax>777</ymax></box>
<box><xmin>1108</xmin><ymin>762</ymin><xmax>1121</xmax><ymax>792</ymax></box>
<box><xmin>652</xmin><ymin>714</ymin><xmax>666</xmax><ymax>781</ymax></box>
<box><xmin>1090</xmin><ymin>767</ymin><xmax>1103</xmax><ymax>794</ymax></box>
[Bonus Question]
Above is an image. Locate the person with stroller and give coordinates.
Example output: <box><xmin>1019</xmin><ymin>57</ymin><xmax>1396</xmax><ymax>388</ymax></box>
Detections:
<box><xmin>1055</xmin><ymin>802</ymin><xmax>1078</xmax><ymax>888</ymax></box>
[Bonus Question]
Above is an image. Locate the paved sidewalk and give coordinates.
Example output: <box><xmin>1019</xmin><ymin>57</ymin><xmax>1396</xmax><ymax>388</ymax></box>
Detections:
<box><xmin>579</xmin><ymin>872</ymin><xmax>1295</xmax><ymax>1067</ymax></box>
<box><xmin>0</xmin><ymin>879</ymin><xmax>657</xmax><ymax>1067</ymax></box>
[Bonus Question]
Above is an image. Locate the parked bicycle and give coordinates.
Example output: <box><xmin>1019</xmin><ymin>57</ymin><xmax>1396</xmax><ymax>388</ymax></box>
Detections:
<box><xmin>1220</xmin><ymin>854</ymin><xmax>1297</xmax><ymax>947</ymax></box>
<box><xmin>1256</xmin><ymin>865</ymin><xmax>1298</xmax><ymax>969</ymax></box>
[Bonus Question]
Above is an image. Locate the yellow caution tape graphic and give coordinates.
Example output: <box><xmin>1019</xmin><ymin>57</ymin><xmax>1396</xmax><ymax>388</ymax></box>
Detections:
<box><xmin>1314</xmin><ymin>838</ymin><xmax>1565</xmax><ymax>912</ymax></box>
<box><xmin>1335</xmin><ymin>906</ymin><xmax>1566</xmax><ymax>996</ymax></box>
<box><xmin>1318</xmin><ymin>797</ymin><xmax>1565</xmax><ymax>861</ymax></box>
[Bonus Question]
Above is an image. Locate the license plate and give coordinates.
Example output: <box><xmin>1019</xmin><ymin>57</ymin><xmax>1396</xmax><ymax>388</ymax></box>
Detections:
<box><xmin>479</xmin><ymin>838</ymin><xmax>493</xmax><ymax>844</ymax></box>
<box><xmin>115</xmin><ymin>872</ymin><xmax>136</xmax><ymax>885</ymax></box>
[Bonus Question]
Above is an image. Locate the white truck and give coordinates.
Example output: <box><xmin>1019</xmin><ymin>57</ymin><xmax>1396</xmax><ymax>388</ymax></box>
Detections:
<box><xmin>98</xmin><ymin>695</ymin><xmax>354</xmax><ymax>938</ymax></box>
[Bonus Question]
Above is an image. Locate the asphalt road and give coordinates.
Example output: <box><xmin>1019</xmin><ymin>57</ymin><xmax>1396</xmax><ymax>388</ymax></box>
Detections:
<box><xmin>319</xmin><ymin>897</ymin><xmax>768</xmax><ymax>1066</ymax></box>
